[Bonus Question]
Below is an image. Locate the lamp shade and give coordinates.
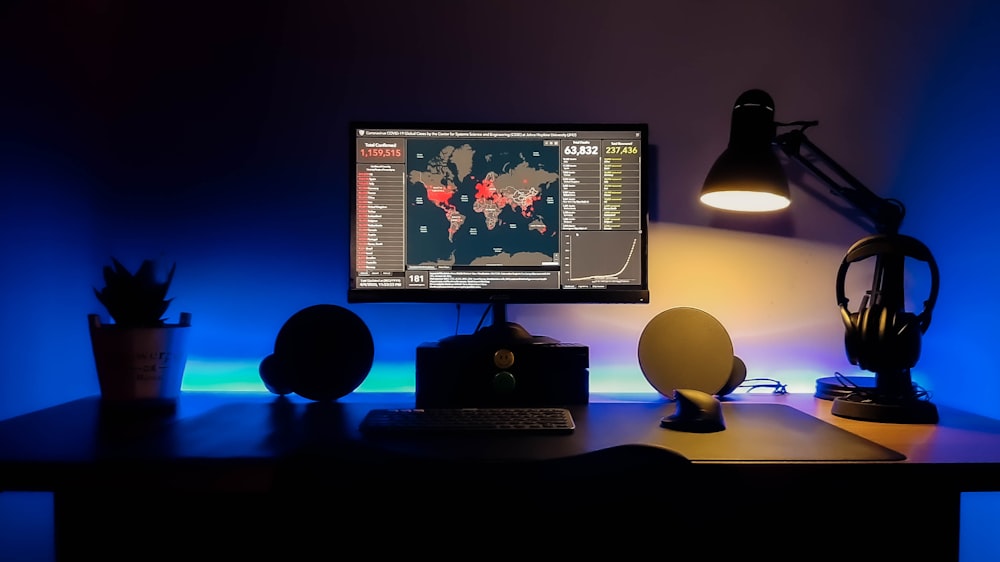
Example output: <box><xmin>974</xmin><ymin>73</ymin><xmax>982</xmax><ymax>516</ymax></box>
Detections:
<box><xmin>700</xmin><ymin>146</ymin><xmax>791</xmax><ymax>211</ymax></box>
<box><xmin>700</xmin><ymin>89</ymin><xmax>791</xmax><ymax>212</ymax></box>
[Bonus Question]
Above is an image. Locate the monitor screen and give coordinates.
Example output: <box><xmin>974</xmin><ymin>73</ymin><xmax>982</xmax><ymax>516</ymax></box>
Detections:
<box><xmin>348</xmin><ymin>122</ymin><xmax>649</xmax><ymax>311</ymax></box>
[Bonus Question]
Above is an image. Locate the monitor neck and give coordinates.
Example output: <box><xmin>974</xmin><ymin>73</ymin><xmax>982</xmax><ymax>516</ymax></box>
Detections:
<box><xmin>439</xmin><ymin>303</ymin><xmax>558</xmax><ymax>346</ymax></box>
<box><xmin>477</xmin><ymin>303</ymin><xmax>533</xmax><ymax>344</ymax></box>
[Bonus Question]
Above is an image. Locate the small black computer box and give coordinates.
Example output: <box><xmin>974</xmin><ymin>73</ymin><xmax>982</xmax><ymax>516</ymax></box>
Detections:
<box><xmin>415</xmin><ymin>338</ymin><xmax>589</xmax><ymax>408</ymax></box>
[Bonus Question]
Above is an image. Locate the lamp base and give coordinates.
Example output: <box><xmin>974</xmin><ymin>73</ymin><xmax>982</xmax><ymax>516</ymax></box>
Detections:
<box><xmin>831</xmin><ymin>393</ymin><xmax>939</xmax><ymax>424</ymax></box>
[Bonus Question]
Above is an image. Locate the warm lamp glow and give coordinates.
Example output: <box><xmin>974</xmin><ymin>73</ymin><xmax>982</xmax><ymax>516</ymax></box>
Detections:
<box><xmin>700</xmin><ymin>189</ymin><xmax>791</xmax><ymax>212</ymax></box>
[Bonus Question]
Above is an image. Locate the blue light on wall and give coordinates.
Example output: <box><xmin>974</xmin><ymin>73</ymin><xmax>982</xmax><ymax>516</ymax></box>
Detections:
<box><xmin>889</xmin><ymin>0</ymin><xmax>1000</xmax><ymax>419</ymax></box>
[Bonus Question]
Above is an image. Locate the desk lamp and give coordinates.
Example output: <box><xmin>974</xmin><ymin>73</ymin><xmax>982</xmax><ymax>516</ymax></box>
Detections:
<box><xmin>699</xmin><ymin>89</ymin><xmax>940</xmax><ymax>424</ymax></box>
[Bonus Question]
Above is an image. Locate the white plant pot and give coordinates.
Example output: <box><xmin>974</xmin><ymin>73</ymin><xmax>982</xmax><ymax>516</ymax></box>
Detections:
<box><xmin>89</xmin><ymin>312</ymin><xmax>192</xmax><ymax>407</ymax></box>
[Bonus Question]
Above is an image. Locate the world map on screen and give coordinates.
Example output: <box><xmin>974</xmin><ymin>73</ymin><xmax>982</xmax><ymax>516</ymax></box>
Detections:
<box><xmin>406</xmin><ymin>140</ymin><xmax>559</xmax><ymax>267</ymax></box>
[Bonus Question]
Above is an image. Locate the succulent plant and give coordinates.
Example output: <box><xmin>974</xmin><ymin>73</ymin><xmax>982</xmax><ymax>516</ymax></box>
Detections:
<box><xmin>94</xmin><ymin>258</ymin><xmax>176</xmax><ymax>327</ymax></box>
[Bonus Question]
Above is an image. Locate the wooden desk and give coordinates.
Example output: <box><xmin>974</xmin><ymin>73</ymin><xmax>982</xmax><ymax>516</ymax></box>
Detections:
<box><xmin>2</xmin><ymin>391</ymin><xmax>999</xmax><ymax>560</ymax></box>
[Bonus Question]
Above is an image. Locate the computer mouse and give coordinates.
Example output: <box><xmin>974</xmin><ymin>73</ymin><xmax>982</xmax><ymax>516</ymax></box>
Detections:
<box><xmin>659</xmin><ymin>388</ymin><xmax>726</xmax><ymax>433</ymax></box>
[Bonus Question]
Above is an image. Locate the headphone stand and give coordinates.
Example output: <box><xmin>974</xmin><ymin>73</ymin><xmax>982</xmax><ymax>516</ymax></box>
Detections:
<box><xmin>829</xmin><ymin>369</ymin><xmax>939</xmax><ymax>424</ymax></box>
<box><xmin>832</xmin><ymin>234</ymin><xmax>941</xmax><ymax>425</ymax></box>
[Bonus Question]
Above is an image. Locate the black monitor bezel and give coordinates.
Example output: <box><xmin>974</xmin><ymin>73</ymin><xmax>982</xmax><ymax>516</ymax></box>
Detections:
<box><xmin>347</xmin><ymin>121</ymin><xmax>650</xmax><ymax>305</ymax></box>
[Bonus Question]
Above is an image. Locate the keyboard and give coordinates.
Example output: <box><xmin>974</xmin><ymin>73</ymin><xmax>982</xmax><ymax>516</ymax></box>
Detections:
<box><xmin>359</xmin><ymin>407</ymin><xmax>576</xmax><ymax>435</ymax></box>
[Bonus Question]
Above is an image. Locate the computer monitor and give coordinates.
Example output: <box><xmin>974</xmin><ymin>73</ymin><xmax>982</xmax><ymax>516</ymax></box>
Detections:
<box><xmin>348</xmin><ymin>122</ymin><xmax>649</xmax><ymax>345</ymax></box>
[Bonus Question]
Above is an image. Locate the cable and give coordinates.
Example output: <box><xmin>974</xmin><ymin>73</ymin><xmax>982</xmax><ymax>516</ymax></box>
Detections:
<box><xmin>455</xmin><ymin>304</ymin><xmax>500</xmax><ymax>336</ymax></box>
<box><xmin>737</xmin><ymin>378</ymin><xmax>788</xmax><ymax>394</ymax></box>
<box><xmin>832</xmin><ymin>371</ymin><xmax>868</xmax><ymax>389</ymax></box>
<box><xmin>474</xmin><ymin>304</ymin><xmax>492</xmax><ymax>332</ymax></box>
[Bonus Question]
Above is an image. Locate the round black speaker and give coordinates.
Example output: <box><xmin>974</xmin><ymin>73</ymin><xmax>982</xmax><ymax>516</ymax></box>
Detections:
<box><xmin>259</xmin><ymin>304</ymin><xmax>374</xmax><ymax>401</ymax></box>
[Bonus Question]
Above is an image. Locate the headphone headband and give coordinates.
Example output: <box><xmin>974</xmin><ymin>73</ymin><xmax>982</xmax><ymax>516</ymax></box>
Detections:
<box><xmin>835</xmin><ymin>234</ymin><xmax>940</xmax><ymax>331</ymax></box>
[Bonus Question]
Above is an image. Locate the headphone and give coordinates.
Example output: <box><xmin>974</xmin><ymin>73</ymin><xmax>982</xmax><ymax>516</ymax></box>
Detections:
<box><xmin>835</xmin><ymin>234</ymin><xmax>939</xmax><ymax>374</ymax></box>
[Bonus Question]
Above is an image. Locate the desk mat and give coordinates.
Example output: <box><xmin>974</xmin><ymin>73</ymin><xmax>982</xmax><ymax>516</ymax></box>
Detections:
<box><xmin>153</xmin><ymin>399</ymin><xmax>904</xmax><ymax>463</ymax></box>
<box><xmin>618</xmin><ymin>401</ymin><xmax>906</xmax><ymax>462</ymax></box>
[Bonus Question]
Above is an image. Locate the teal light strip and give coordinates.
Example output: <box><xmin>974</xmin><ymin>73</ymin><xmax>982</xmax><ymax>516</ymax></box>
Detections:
<box><xmin>181</xmin><ymin>357</ymin><xmax>862</xmax><ymax>396</ymax></box>
<box><xmin>181</xmin><ymin>358</ymin><xmax>418</xmax><ymax>393</ymax></box>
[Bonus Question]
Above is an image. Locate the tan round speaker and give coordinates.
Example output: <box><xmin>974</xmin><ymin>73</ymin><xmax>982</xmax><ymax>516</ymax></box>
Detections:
<box><xmin>638</xmin><ymin>307</ymin><xmax>735</xmax><ymax>397</ymax></box>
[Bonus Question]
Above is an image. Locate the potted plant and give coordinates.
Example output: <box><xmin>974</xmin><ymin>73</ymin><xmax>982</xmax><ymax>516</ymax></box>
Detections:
<box><xmin>89</xmin><ymin>258</ymin><xmax>191</xmax><ymax>411</ymax></box>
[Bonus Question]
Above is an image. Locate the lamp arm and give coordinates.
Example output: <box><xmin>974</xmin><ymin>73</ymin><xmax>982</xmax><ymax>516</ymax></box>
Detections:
<box><xmin>774</xmin><ymin>127</ymin><xmax>905</xmax><ymax>234</ymax></box>
<box><xmin>777</xmin><ymin>125</ymin><xmax>908</xmax><ymax>328</ymax></box>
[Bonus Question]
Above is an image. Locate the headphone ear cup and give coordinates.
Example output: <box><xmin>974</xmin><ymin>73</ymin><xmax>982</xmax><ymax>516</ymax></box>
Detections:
<box><xmin>864</xmin><ymin>305</ymin><xmax>881</xmax><ymax>364</ymax></box>
<box><xmin>842</xmin><ymin>308</ymin><xmax>863</xmax><ymax>366</ymax></box>
<box><xmin>854</xmin><ymin>306</ymin><xmax>923</xmax><ymax>373</ymax></box>
<box><xmin>856</xmin><ymin>305</ymin><xmax>884</xmax><ymax>372</ymax></box>
<box><xmin>887</xmin><ymin>310</ymin><xmax>922</xmax><ymax>371</ymax></box>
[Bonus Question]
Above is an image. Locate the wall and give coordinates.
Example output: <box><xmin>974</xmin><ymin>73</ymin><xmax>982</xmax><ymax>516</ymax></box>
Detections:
<box><xmin>2</xmin><ymin>2</ymin><xmax>999</xmax><ymax>559</ymax></box>
<box><xmin>2</xmin><ymin>0</ymin><xmax>997</xmax><ymax>418</ymax></box>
